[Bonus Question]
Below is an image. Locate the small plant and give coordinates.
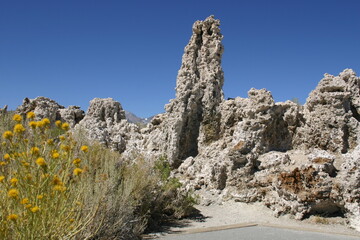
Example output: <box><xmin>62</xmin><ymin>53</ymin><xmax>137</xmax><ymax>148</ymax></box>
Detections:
<box><xmin>145</xmin><ymin>156</ymin><xmax>197</xmax><ymax>229</ymax></box>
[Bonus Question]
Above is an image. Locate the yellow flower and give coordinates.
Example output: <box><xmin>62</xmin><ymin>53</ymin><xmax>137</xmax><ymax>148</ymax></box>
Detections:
<box><xmin>30</xmin><ymin>206</ymin><xmax>40</xmax><ymax>213</ymax></box>
<box><xmin>2</xmin><ymin>141</ymin><xmax>6</xmax><ymax>146</ymax></box>
<box><xmin>73</xmin><ymin>158</ymin><xmax>81</xmax><ymax>165</ymax></box>
<box><xmin>0</xmin><ymin>176</ymin><xmax>5</xmax><ymax>182</ymax></box>
<box><xmin>55</xmin><ymin>120</ymin><xmax>62</xmax><ymax>127</ymax></box>
<box><xmin>47</xmin><ymin>139</ymin><xmax>54</xmax><ymax>145</ymax></box>
<box><xmin>30</xmin><ymin>147</ymin><xmax>40</xmax><ymax>155</ymax></box>
<box><xmin>29</xmin><ymin>121</ymin><xmax>37</xmax><ymax>129</ymax></box>
<box><xmin>52</xmin><ymin>152</ymin><xmax>60</xmax><ymax>159</ymax></box>
<box><xmin>14</xmin><ymin>124</ymin><xmax>26</xmax><ymax>134</ymax></box>
<box><xmin>10</xmin><ymin>178</ymin><xmax>18</xmax><ymax>186</ymax></box>
<box><xmin>0</xmin><ymin>162</ymin><xmax>6</xmax><ymax>166</ymax></box>
<box><xmin>69</xmin><ymin>218</ymin><xmax>75</xmax><ymax>223</ymax></box>
<box><xmin>20</xmin><ymin>198</ymin><xmax>29</xmax><ymax>204</ymax></box>
<box><xmin>25</xmin><ymin>204</ymin><xmax>32</xmax><ymax>208</ymax></box>
<box><xmin>37</xmin><ymin>195</ymin><xmax>44</xmax><ymax>200</ymax></box>
<box><xmin>53</xmin><ymin>185</ymin><xmax>66</xmax><ymax>192</ymax></box>
<box><xmin>59</xmin><ymin>135</ymin><xmax>66</xmax><ymax>141</ymax></box>
<box><xmin>13</xmin><ymin>114</ymin><xmax>22</xmax><ymax>122</ymax></box>
<box><xmin>41</xmin><ymin>118</ymin><xmax>50</xmax><ymax>126</ymax></box>
<box><xmin>73</xmin><ymin>168</ymin><xmax>83</xmax><ymax>176</ymax></box>
<box><xmin>3</xmin><ymin>131</ymin><xmax>13</xmax><ymax>140</ymax></box>
<box><xmin>8</xmin><ymin>189</ymin><xmax>19</xmax><ymax>198</ymax></box>
<box><xmin>3</xmin><ymin>154</ymin><xmax>11</xmax><ymax>161</ymax></box>
<box><xmin>61</xmin><ymin>122</ymin><xmax>70</xmax><ymax>131</ymax></box>
<box><xmin>36</xmin><ymin>157</ymin><xmax>46</xmax><ymax>166</ymax></box>
<box><xmin>26</xmin><ymin>111</ymin><xmax>35</xmax><ymax>119</ymax></box>
<box><xmin>80</xmin><ymin>145</ymin><xmax>88</xmax><ymax>153</ymax></box>
<box><xmin>3</xmin><ymin>153</ymin><xmax>10</xmax><ymax>160</ymax></box>
<box><xmin>7</xmin><ymin>214</ymin><xmax>18</xmax><ymax>221</ymax></box>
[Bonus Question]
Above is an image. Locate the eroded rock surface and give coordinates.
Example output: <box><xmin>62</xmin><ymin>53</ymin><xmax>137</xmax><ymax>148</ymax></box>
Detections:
<box><xmin>75</xmin><ymin>98</ymin><xmax>141</xmax><ymax>153</ymax></box>
<box><xmin>294</xmin><ymin>69</ymin><xmax>360</xmax><ymax>152</ymax></box>
<box><xmin>16</xmin><ymin>96</ymin><xmax>85</xmax><ymax>125</ymax></box>
<box><xmin>14</xmin><ymin>16</ymin><xmax>360</xmax><ymax>231</ymax></box>
<box><xmin>144</xmin><ymin>15</ymin><xmax>225</xmax><ymax>168</ymax></box>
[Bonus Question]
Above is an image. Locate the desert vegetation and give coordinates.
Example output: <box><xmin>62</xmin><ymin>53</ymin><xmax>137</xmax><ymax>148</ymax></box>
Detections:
<box><xmin>0</xmin><ymin>111</ymin><xmax>196</xmax><ymax>239</ymax></box>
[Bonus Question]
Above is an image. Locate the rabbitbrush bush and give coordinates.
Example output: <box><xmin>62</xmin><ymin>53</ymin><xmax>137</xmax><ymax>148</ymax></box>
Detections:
<box><xmin>0</xmin><ymin>112</ymin><xmax>196</xmax><ymax>239</ymax></box>
<box><xmin>0</xmin><ymin>113</ymin><xmax>97</xmax><ymax>239</ymax></box>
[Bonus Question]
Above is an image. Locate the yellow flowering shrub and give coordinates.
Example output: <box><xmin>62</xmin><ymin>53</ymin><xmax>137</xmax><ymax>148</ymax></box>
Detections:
<box><xmin>0</xmin><ymin>113</ymin><xmax>95</xmax><ymax>239</ymax></box>
<box><xmin>0</xmin><ymin>111</ymin><xmax>197</xmax><ymax>239</ymax></box>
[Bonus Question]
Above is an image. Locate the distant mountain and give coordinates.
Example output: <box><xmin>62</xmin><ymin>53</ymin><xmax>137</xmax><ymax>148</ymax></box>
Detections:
<box><xmin>124</xmin><ymin>111</ymin><xmax>153</xmax><ymax>124</ymax></box>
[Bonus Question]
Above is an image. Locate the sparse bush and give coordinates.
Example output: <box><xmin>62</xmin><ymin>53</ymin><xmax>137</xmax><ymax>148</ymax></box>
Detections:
<box><xmin>0</xmin><ymin>112</ymin><xmax>196</xmax><ymax>239</ymax></box>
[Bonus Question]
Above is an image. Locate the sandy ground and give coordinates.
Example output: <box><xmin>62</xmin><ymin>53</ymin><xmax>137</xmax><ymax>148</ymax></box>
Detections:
<box><xmin>144</xmin><ymin>200</ymin><xmax>360</xmax><ymax>239</ymax></box>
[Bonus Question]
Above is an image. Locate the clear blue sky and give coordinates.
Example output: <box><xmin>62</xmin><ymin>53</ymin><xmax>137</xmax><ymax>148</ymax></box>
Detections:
<box><xmin>1</xmin><ymin>0</ymin><xmax>359</xmax><ymax>118</ymax></box>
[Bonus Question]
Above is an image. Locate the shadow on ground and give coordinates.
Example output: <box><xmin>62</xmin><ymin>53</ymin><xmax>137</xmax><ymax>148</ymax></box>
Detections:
<box><xmin>143</xmin><ymin>208</ymin><xmax>210</xmax><ymax>239</ymax></box>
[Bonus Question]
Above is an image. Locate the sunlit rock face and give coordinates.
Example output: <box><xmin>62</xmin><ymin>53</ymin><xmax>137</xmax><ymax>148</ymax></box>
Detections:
<box><xmin>142</xmin><ymin>15</ymin><xmax>225</xmax><ymax>168</ymax></box>
<box><xmin>16</xmin><ymin>16</ymin><xmax>360</xmax><ymax>231</ymax></box>
<box><xmin>294</xmin><ymin>69</ymin><xmax>360</xmax><ymax>153</ymax></box>
<box><xmin>16</xmin><ymin>96</ymin><xmax>85</xmax><ymax>126</ymax></box>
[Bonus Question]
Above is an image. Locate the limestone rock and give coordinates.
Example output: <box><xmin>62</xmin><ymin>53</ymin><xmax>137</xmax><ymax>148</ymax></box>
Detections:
<box><xmin>294</xmin><ymin>70</ymin><xmax>360</xmax><ymax>152</ymax></box>
<box><xmin>15</xmin><ymin>97</ymin><xmax>85</xmax><ymax>125</ymax></box>
<box><xmin>58</xmin><ymin>106</ymin><xmax>85</xmax><ymax>127</ymax></box>
<box><xmin>151</xmin><ymin>15</ymin><xmax>225</xmax><ymax>167</ymax></box>
<box><xmin>337</xmin><ymin>146</ymin><xmax>360</xmax><ymax>231</ymax></box>
<box><xmin>75</xmin><ymin>98</ymin><xmax>142</xmax><ymax>154</ymax></box>
<box><xmin>0</xmin><ymin>105</ymin><xmax>8</xmax><ymax>114</ymax></box>
<box><xmin>16</xmin><ymin>97</ymin><xmax>64</xmax><ymax>122</ymax></box>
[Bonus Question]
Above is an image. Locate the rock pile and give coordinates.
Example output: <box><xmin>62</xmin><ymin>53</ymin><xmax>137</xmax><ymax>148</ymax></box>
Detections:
<box><xmin>15</xmin><ymin>16</ymin><xmax>360</xmax><ymax>231</ymax></box>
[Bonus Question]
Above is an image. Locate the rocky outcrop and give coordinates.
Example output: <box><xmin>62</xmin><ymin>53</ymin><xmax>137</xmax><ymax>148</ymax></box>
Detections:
<box><xmin>13</xmin><ymin>16</ymin><xmax>360</xmax><ymax>231</ymax></box>
<box><xmin>75</xmin><ymin>98</ymin><xmax>142</xmax><ymax>153</ymax></box>
<box><xmin>16</xmin><ymin>97</ymin><xmax>85</xmax><ymax>125</ymax></box>
<box><xmin>146</xmin><ymin>15</ymin><xmax>224</xmax><ymax>168</ymax></box>
<box><xmin>141</xmin><ymin>17</ymin><xmax>360</xmax><ymax>229</ymax></box>
<box><xmin>0</xmin><ymin>105</ymin><xmax>8</xmax><ymax>114</ymax></box>
<box><xmin>294</xmin><ymin>69</ymin><xmax>360</xmax><ymax>152</ymax></box>
<box><xmin>58</xmin><ymin>106</ymin><xmax>85</xmax><ymax>127</ymax></box>
<box><xmin>337</xmin><ymin>146</ymin><xmax>360</xmax><ymax>231</ymax></box>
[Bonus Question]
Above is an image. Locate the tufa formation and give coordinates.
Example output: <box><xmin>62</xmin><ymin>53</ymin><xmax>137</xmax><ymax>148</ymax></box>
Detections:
<box><xmin>16</xmin><ymin>16</ymin><xmax>360</xmax><ymax>231</ymax></box>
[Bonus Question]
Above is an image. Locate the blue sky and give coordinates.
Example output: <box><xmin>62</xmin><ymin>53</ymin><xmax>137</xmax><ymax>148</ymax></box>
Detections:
<box><xmin>1</xmin><ymin>0</ymin><xmax>359</xmax><ymax>118</ymax></box>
